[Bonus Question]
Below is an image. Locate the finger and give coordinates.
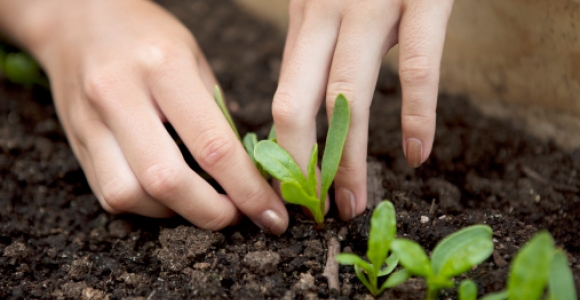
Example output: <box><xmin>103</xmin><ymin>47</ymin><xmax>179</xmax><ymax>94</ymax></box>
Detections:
<box><xmin>326</xmin><ymin>2</ymin><xmax>400</xmax><ymax>221</ymax></box>
<box><xmin>81</xmin><ymin>121</ymin><xmax>174</xmax><ymax>218</ymax></box>
<box><xmin>273</xmin><ymin>1</ymin><xmax>342</xmax><ymax>173</ymax></box>
<box><xmin>84</xmin><ymin>67</ymin><xmax>240</xmax><ymax>231</ymax></box>
<box><xmin>398</xmin><ymin>1</ymin><xmax>454</xmax><ymax>168</ymax></box>
<box><xmin>148</xmin><ymin>48</ymin><xmax>289</xmax><ymax>234</ymax></box>
<box><xmin>280</xmin><ymin>0</ymin><xmax>305</xmax><ymax>75</ymax></box>
<box><xmin>67</xmin><ymin>136</ymin><xmax>120</xmax><ymax>214</ymax></box>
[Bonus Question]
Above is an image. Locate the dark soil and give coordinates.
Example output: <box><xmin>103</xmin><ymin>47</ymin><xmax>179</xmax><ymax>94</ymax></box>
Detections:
<box><xmin>1</xmin><ymin>0</ymin><xmax>579</xmax><ymax>299</ymax></box>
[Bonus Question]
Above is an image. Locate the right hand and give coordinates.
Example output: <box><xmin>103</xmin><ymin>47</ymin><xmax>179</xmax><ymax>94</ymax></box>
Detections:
<box><xmin>1</xmin><ymin>0</ymin><xmax>289</xmax><ymax>234</ymax></box>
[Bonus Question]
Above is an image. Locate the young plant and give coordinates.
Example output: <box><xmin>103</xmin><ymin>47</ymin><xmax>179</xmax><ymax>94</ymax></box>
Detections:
<box><xmin>213</xmin><ymin>86</ymin><xmax>274</xmax><ymax>179</ymax></box>
<box><xmin>479</xmin><ymin>231</ymin><xmax>577</xmax><ymax>300</ymax></box>
<box><xmin>390</xmin><ymin>224</ymin><xmax>494</xmax><ymax>300</ymax></box>
<box><xmin>335</xmin><ymin>201</ymin><xmax>409</xmax><ymax>296</ymax></box>
<box><xmin>253</xmin><ymin>94</ymin><xmax>350</xmax><ymax>224</ymax></box>
<box><xmin>0</xmin><ymin>45</ymin><xmax>47</xmax><ymax>88</ymax></box>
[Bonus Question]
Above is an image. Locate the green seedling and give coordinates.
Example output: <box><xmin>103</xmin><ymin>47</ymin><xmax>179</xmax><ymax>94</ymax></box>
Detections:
<box><xmin>391</xmin><ymin>224</ymin><xmax>494</xmax><ymax>300</ymax></box>
<box><xmin>458</xmin><ymin>279</ymin><xmax>478</xmax><ymax>300</ymax></box>
<box><xmin>479</xmin><ymin>231</ymin><xmax>577</xmax><ymax>300</ymax></box>
<box><xmin>2</xmin><ymin>52</ymin><xmax>43</xmax><ymax>87</ymax></box>
<box><xmin>335</xmin><ymin>201</ymin><xmax>409</xmax><ymax>296</ymax></box>
<box><xmin>213</xmin><ymin>86</ymin><xmax>274</xmax><ymax>179</ymax></box>
<box><xmin>254</xmin><ymin>94</ymin><xmax>350</xmax><ymax>224</ymax></box>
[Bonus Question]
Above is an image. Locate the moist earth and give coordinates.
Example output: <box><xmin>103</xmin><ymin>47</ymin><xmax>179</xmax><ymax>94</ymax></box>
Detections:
<box><xmin>1</xmin><ymin>0</ymin><xmax>579</xmax><ymax>299</ymax></box>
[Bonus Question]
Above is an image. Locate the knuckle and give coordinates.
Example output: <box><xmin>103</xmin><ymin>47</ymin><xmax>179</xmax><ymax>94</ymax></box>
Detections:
<box><xmin>236</xmin><ymin>185</ymin><xmax>267</xmax><ymax>209</ymax></box>
<box><xmin>101</xmin><ymin>179</ymin><xmax>140</xmax><ymax>212</ymax></box>
<box><xmin>83</xmin><ymin>69</ymin><xmax>119</xmax><ymax>109</ymax></box>
<box><xmin>136</xmin><ymin>40</ymin><xmax>194</xmax><ymax>72</ymax></box>
<box><xmin>401</xmin><ymin>111</ymin><xmax>436</xmax><ymax>128</ymax></box>
<box><xmin>196</xmin><ymin>133</ymin><xmax>237</xmax><ymax>169</ymax></box>
<box><xmin>198</xmin><ymin>208</ymin><xmax>232</xmax><ymax>231</ymax></box>
<box><xmin>272</xmin><ymin>91</ymin><xmax>308</xmax><ymax>126</ymax></box>
<box><xmin>399</xmin><ymin>56</ymin><xmax>437</xmax><ymax>86</ymax></box>
<box><xmin>141</xmin><ymin>163</ymin><xmax>183</xmax><ymax>200</ymax></box>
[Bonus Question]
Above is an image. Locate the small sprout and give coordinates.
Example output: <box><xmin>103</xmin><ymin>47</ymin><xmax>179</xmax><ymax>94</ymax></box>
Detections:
<box><xmin>0</xmin><ymin>46</ymin><xmax>47</xmax><ymax>88</ymax></box>
<box><xmin>254</xmin><ymin>94</ymin><xmax>350</xmax><ymax>224</ymax></box>
<box><xmin>335</xmin><ymin>201</ymin><xmax>408</xmax><ymax>296</ymax></box>
<box><xmin>481</xmin><ymin>231</ymin><xmax>577</xmax><ymax>300</ymax></box>
<box><xmin>213</xmin><ymin>86</ymin><xmax>274</xmax><ymax>180</ymax></box>
<box><xmin>213</xmin><ymin>86</ymin><xmax>240</xmax><ymax>140</ymax></box>
<box><xmin>391</xmin><ymin>225</ymin><xmax>494</xmax><ymax>300</ymax></box>
<box><xmin>458</xmin><ymin>279</ymin><xmax>477</xmax><ymax>300</ymax></box>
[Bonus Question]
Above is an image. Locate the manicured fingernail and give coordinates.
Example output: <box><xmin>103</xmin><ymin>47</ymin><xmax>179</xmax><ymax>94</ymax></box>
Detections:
<box><xmin>257</xmin><ymin>210</ymin><xmax>286</xmax><ymax>235</ymax></box>
<box><xmin>337</xmin><ymin>188</ymin><xmax>356</xmax><ymax>221</ymax></box>
<box><xmin>405</xmin><ymin>138</ymin><xmax>423</xmax><ymax>168</ymax></box>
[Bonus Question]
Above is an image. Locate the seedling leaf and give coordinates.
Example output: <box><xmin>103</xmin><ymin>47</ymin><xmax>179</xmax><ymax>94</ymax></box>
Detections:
<box><xmin>254</xmin><ymin>140</ymin><xmax>307</xmax><ymax>186</ymax></box>
<box><xmin>367</xmin><ymin>201</ymin><xmax>396</xmax><ymax>270</ymax></box>
<box><xmin>306</xmin><ymin>144</ymin><xmax>318</xmax><ymax>197</ymax></box>
<box><xmin>507</xmin><ymin>231</ymin><xmax>554</xmax><ymax>300</ymax></box>
<box><xmin>280</xmin><ymin>181</ymin><xmax>320</xmax><ymax>221</ymax></box>
<box><xmin>319</xmin><ymin>94</ymin><xmax>350</xmax><ymax>205</ymax></box>
<box><xmin>267</xmin><ymin>125</ymin><xmax>277</xmax><ymax>140</ymax></box>
<box><xmin>458</xmin><ymin>280</ymin><xmax>477</xmax><ymax>300</ymax></box>
<box><xmin>548</xmin><ymin>250</ymin><xmax>577</xmax><ymax>300</ymax></box>
<box><xmin>391</xmin><ymin>239</ymin><xmax>433</xmax><ymax>277</ymax></box>
<box><xmin>378</xmin><ymin>253</ymin><xmax>399</xmax><ymax>277</ymax></box>
<box><xmin>355</xmin><ymin>265</ymin><xmax>374</xmax><ymax>294</ymax></box>
<box><xmin>379</xmin><ymin>269</ymin><xmax>410</xmax><ymax>293</ymax></box>
<box><xmin>243</xmin><ymin>133</ymin><xmax>259</xmax><ymax>163</ymax></box>
<box><xmin>479</xmin><ymin>291</ymin><xmax>508</xmax><ymax>300</ymax></box>
<box><xmin>432</xmin><ymin>225</ymin><xmax>494</xmax><ymax>278</ymax></box>
<box><xmin>213</xmin><ymin>86</ymin><xmax>240</xmax><ymax>140</ymax></box>
<box><xmin>335</xmin><ymin>253</ymin><xmax>373</xmax><ymax>274</ymax></box>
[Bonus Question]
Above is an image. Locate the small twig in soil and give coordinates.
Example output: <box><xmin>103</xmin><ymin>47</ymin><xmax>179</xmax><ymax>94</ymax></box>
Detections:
<box><xmin>323</xmin><ymin>237</ymin><xmax>341</xmax><ymax>293</ymax></box>
<box><xmin>522</xmin><ymin>166</ymin><xmax>579</xmax><ymax>193</ymax></box>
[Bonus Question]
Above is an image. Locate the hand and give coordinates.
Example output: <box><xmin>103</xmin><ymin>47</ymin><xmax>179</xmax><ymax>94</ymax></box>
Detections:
<box><xmin>0</xmin><ymin>0</ymin><xmax>288</xmax><ymax>234</ymax></box>
<box><xmin>273</xmin><ymin>0</ymin><xmax>454</xmax><ymax>221</ymax></box>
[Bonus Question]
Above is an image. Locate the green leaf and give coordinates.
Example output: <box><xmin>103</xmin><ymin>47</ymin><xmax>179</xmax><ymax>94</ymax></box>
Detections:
<box><xmin>458</xmin><ymin>280</ymin><xmax>477</xmax><ymax>300</ymax></box>
<box><xmin>243</xmin><ymin>133</ymin><xmax>259</xmax><ymax>162</ymax></box>
<box><xmin>548</xmin><ymin>250</ymin><xmax>577</xmax><ymax>300</ymax></box>
<box><xmin>479</xmin><ymin>290</ymin><xmax>508</xmax><ymax>300</ymax></box>
<box><xmin>507</xmin><ymin>231</ymin><xmax>555</xmax><ymax>300</ymax></box>
<box><xmin>254</xmin><ymin>140</ymin><xmax>307</xmax><ymax>186</ymax></box>
<box><xmin>213</xmin><ymin>85</ymin><xmax>240</xmax><ymax>140</ymax></box>
<box><xmin>391</xmin><ymin>238</ymin><xmax>433</xmax><ymax>277</ymax></box>
<box><xmin>306</xmin><ymin>144</ymin><xmax>318</xmax><ymax>197</ymax></box>
<box><xmin>378</xmin><ymin>253</ymin><xmax>399</xmax><ymax>277</ymax></box>
<box><xmin>335</xmin><ymin>253</ymin><xmax>373</xmax><ymax>274</ymax></box>
<box><xmin>367</xmin><ymin>201</ymin><xmax>397</xmax><ymax>272</ymax></box>
<box><xmin>431</xmin><ymin>225</ymin><xmax>494</xmax><ymax>278</ymax></box>
<box><xmin>267</xmin><ymin>125</ymin><xmax>277</xmax><ymax>140</ymax></box>
<box><xmin>379</xmin><ymin>269</ymin><xmax>410</xmax><ymax>293</ymax></box>
<box><xmin>319</xmin><ymin>94</ymin><xmax>350</xmax><ymax>205</ymax></box>
<box><xmin>4</xmin><ymin>52</ymin><xmax>41</xmax><ymax>87</ymax></box>
<box><xmin>280</xmin><ymin>181</ymin><xmax>322</xmax><ymax>223</ymax></box>
<box><xmin>355</xmin><ymin>265</ymin><xmax>375</xmax><ymax>295</ymax></box>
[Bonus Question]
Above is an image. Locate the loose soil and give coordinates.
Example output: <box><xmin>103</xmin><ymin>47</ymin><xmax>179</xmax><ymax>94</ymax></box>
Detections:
<box><xmin>1</xmin><ymin>0</ymin><xmax>579</xmax><ymax>299</ymax></box>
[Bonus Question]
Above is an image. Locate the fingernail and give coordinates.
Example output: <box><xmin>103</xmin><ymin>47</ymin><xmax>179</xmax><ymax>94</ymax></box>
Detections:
<box><xmin>257</xmin><ymin>210</ymin><xmax>286</xmax><ymax>235</ymax></box>
<box><xmin>337</xmin><ymin>188</ymin><xmax>356</xmax><ymax>221</ymax></box>
<box><xmin>405</xmin><ymin>138</ymin><xmax>423</xmax><ymax>168</ymax></box>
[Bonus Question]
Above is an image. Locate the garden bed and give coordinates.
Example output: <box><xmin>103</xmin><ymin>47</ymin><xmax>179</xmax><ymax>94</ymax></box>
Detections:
<box><xmin>0</xmin><ymin>0</ymin><xmax>579</xmax><ymax>299</ymax></box>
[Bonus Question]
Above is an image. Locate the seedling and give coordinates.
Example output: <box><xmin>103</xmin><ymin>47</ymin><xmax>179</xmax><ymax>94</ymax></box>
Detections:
<box><xmin>335</xmin><ymin>201</ymin><xmax>409</xmax><ymax>296</ymax></box>
<box><xmin>213</xmin><ymin>86</ymin><xmax>274</xmax><ymax>179</ymax></box>
<box><xmin>479</xmin><ymin>231</ymin><xmax>577</xmax><ymax>300</ymax></box>
<box><xmin>253</xmin><ymin>94</ymin><xmax>350</xmax><ymax>224</ymax></box>
<box><xmin>391</xmin><ymin>224</ymin><xmax>494</xmax><ymax>300</ymax></box>
<box><xmin>0</xmin><ymin>45</ymin><xmax>46</xmax><ymax>88</ymax></box>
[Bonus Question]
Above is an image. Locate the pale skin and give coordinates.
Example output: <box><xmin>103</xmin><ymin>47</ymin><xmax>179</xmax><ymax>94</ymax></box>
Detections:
<box><xmin>0</xmin><ymin>0</ymin><xmax>453</xmax><ymax>232</ymax></box>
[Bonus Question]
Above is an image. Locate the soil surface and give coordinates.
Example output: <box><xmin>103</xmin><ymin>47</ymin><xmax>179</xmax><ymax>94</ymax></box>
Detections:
<box><xmin>1</xmin><ymin>0</ymin><xmax>579</xmax><ymax>299</ymax></box>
